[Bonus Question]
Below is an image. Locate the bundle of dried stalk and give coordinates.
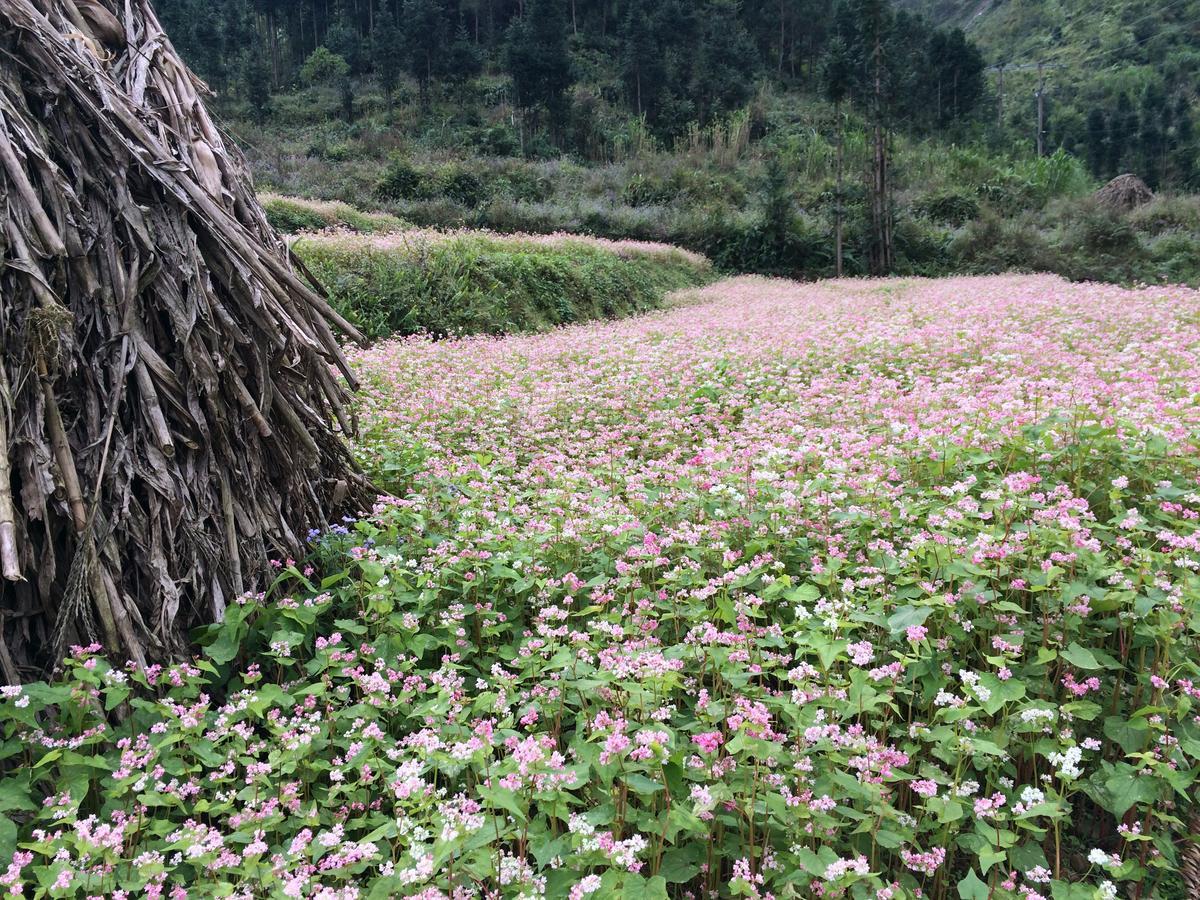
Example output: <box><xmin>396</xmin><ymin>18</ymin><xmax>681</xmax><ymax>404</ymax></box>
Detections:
<box><xmin>0</xmin><ymin>0</ymin><xmax>372</xmax><ymax>676</ymax></box>
<box><xmin>1183</xmin><ymin>809</ymin><xmax>1200</xmax><ymax>898</ymax></box>
<box><xmin>1094</xmin><ymin>173</ymin><xmax>1154</xmax><ymax>212</ymax></box>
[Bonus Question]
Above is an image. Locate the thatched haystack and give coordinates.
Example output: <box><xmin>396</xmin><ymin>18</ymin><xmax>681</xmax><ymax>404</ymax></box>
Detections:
<box><xmin>0</xmin><ymin>0</ymin><xmax>371</xmax><ymax>675</ymax></box>
<box><xmin>1094</xmin><ymin>173</ymin><xmax>1154</xmax><ymax>212</ymax></box>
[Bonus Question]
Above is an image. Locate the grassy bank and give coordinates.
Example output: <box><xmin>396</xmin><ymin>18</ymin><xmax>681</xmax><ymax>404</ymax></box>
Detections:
<box><xmin>261</xmin><ymin>192</ymin><xmax>407</xmax><ymax>234</ymax></box>
<box><xmin>293</xmin><ymin>229</ymin><xmax>713</xmax><ymax>340</ymax></box>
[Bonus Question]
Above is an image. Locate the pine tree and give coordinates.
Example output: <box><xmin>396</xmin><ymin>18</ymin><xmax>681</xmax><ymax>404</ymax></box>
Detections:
<box><xmin>505</xmin><ymin>0</ymin><xmax>573</xmax><ymax>147</ymax></box>
<box><xmin>759</xmin><ymin>156</ymin><xmax>797</xmax><ymax>274</ymax></box>
<box><xmin>1085</xmin><ymin>107</ymin><xmax>1108</xmax><ymax>178</ymax></box>
<box><xmin>822</xmin><ymin>35</ymin><xmax>853</xmax><ymax>277</ymax></box>
<box><xmin>619</xmin><ymin>0</ymin><xmax>660</xmax><ymax>120</ymax></box>
<box><xmin>1170</xmin><ymin>95</ymin><xmax>1195</xmax><ymax>188</ymax></box>
<box><xmin>927</xmin><ymin>28</ymin><xmax>983</xmax><ymax>128</ymax></box>
<box><xmin>402</xmin><ymin>0</ymin><xmax>448</xmax><ymax>106</ymax></box>
<box><xmin>635</xmin><ymin>0</ymin><xmax>701</xmax><ymax>139</ymax></box>
<box><xmin>443</xmin><ymin>20</ymin><xmax>484</xmax><ymax>88</ymax></box>
<box><xmin>244</xmin><ymin>50</ymin><xmax>272</xmax><ymax>124</ymax></box>
<box><xmin>1139</xmin><ymin>83</ymin><xmax>1168</xmax><ymax>187</ymax></box>
<box><xmin>324</xmin><ymin>14</ymin><xmax>363</xmax><ymax>74</ymax></box>
<box><xmin>372</xmin><ymin>9</ymin><xmax>404</xmax><ymax>108</ymax></box>
<box><xmin>1109</xmin><ymin>92</ymin><xmax>1137</xmax><ymax>175</ymax></box>
<box><xmin>690</xmin><ymin>0</ymin><xmax>759</xmax><ymax>124</ymax></box>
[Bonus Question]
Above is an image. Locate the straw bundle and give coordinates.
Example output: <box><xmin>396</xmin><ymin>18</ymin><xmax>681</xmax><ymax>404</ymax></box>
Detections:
<box><xmin>0</xmin><ymin>0</ymin><xmax>371</xmax><ymax>675</ymax></box>
<box><xmin>1094</xmin><ymin>173</ymin><xmax>1154</xmax><ymax>212</ymax></box>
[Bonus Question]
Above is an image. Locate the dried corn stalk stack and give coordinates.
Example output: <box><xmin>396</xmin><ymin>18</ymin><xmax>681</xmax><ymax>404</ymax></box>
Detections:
<box><xmin>1183</xmin><ymin>808</ymin><xmax>1200</xmax><ymax>898</ymax></box>
<box><xmin>0</xmin><ymin>0</ymin><xmax>371</xmax><ymax>676</ymax></box>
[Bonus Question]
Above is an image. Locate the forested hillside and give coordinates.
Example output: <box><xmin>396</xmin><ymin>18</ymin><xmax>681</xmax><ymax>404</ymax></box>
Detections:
<box><xmin>154</xmin><ymin>0</ymin><xmax>1200</xmax><ymax>285</ymax></box>
<box><xmin>158</xmin><ymin>0</ymin><xmax>986</xmax><ymax>150</ymax></box>
<box><xmin>899</xmin><ymin>0</ymin><xmax>1200</xmax><ymax>185</ymax></box>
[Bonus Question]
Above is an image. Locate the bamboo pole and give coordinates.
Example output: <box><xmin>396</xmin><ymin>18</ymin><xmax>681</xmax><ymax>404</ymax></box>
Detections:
<box><xmin>0</xmin><ymin>367</ymin><xmax>21</xmax><ymax>582</ymax></box>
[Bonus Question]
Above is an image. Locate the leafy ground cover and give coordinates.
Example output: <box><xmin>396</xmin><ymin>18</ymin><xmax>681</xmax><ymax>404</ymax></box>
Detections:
<box><xmin>3</xmin><ymin>274</ymin><xmax>1200</xmax><ymax>898</ymax></box>
<box><xmin>293</xmin><ymin>229</ymin><xmax>712</xmax><ymax>339</ymax></box>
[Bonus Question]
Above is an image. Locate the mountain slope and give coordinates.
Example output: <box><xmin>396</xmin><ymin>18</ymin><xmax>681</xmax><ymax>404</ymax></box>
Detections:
<box><xmin>900</xmin><ymin>0</ymin><xmax>1199</xmax><ymax>182</ymax></box>
<box><xmin>898</xmin><ymin>0</ymin><xmax>1200</xmax><ymax>73</ymax></box>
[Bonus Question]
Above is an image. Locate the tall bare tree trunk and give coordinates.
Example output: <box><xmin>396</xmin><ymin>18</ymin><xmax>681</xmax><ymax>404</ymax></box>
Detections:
<box><xmin>1036</xmin><ymin>61</ymin><xmax>1046</xmax><ymax>157</ymax></box>
<box><xmin>778</xmin><ymin>0</ymin><xmax>786</xmax><ymax>76</ymax></box>
<box><xmin>869</xmin><ymin>14</ymin><xmax>893</xmax><ymax>276</ymax></box>
<box><xmin>268</xmin><ymin>8</ymin><xmax>280</xmax><ymax>86</ymax></box>
<box><xmin>835</xmin><ymin>101</ymin><xmax>844</xmax><ymax>278</ymax></box>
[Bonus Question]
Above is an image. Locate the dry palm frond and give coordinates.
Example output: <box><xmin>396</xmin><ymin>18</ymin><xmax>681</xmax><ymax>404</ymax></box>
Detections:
<box><xmin>0</xmin><ymin>0</ymin><xmax>373</xmax><ymax>673</ymax></box>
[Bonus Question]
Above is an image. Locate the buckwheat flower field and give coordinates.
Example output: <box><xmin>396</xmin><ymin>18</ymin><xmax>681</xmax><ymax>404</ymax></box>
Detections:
<box><xmin>5</xmin><ymin>274</ymin><xmax>1200</xmax><ymax>899</ymax></box>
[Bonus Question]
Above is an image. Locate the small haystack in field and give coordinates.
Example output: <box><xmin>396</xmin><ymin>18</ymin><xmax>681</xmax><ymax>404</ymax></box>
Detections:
<box><xmin>1094</xmin><ymin>173</ymin><xmax>1154</xmax><ymax>212</ymax></box>
<box><xmin>0</xmin><ymin>0</ymin><xmax>371</xmax><ymax>675</ymax></box>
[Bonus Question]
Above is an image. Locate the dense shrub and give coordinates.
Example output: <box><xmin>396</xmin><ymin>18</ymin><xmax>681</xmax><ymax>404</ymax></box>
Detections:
<box><xmin>685</xmin><ymin>211</ymin><xmax>832</xmax><ymax>278</ymax></box>
<box><xmin>1146</xmin><ymin>231</ymin><xmax>1200</xmax><ymax>284</ymax></box>
<box><xmin>621</xmin><ymin>173</ymin><xmax>678</xmax><ymax>208</ymax></box>
<box><xmin>474</xmin><ymin>122</ymin><xmax>522</xmax><ymax>156</ymax></box>
<box><xmin>892</xmin><ymin>216</ymin><xmax>954</xmax><ymax>275</ymax></box>
<box><xmin>376</xmin><ymin>159</ymin><xmax>554</xmax><ymax>210</ymax></box>
<box><xmin>974</xmin><ymin>151</ymin><xmax>1094</xmax><ymax>216</ymax></box>
<box><xmin>480</xmin><ymin>198</ymin><xmax>576</xmax><ymax>234</ymax></box>
<box><xmin>490</xmin><ymin>166</ymin><xmax>554</xmax><ymax>203</ymax></box>
<box><xmin>306</xmin><ymin>140</ymin><xmax>355</xmax><ymax>162</ymax></box>
<box><xmin>298</xmin><ymin>45</ymin><xmax>349</xmax><ymax>85</ymax></box>
<box><xmin>434</xmin><ymin>166</ymin><xmax>487</xmax><ymax>207</ymax></box>
<box><xmin>376</xmin><ymin>158</ymin><xmax>434</xmax><ymax>201</ymax></box>
<box><xmin>262</xmin><ymin>197</ymin><xmax>328</xmax><ymax>233</ymax></box>
<box><xmin>947</xmin><ymin>196</ymin><xmax>1200</xmax><ymax>288</ymax></box>
<box><xmin>1068</xmin><ymin>205</ymin><xmax>1139</xmax><ymax>260</ymax></box>
<box><xmin>915</xmin><ymin>190</ymin><xmax>980</xmax><ymax>226</ymax></box>
<box><xmin>1129</xmin><ymin>194</ymin><xmax>1200</xmax><ymax>235</ymax></box>
<box><xmin>951</xmin><ymin>210</ymin><xmax>1056</xmax><ymax>275</ymax></box>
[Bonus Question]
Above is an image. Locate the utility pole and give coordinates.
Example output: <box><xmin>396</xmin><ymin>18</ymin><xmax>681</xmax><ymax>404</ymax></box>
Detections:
<box><xmin>1035</xmin><ymin>61</ymin><xmax>1046</xmax><ymax>157</ymax></box>
<box><xmin>987</xmin><ymin>60</ymin><xmax>1063</xmax><ymax>147</ymax></box>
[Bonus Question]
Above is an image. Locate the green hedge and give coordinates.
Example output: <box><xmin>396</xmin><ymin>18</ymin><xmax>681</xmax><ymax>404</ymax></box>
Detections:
<box><xmin>294</xmin><ymin>233</ymin><xmax>713</xmax><ymax>340</ymax></box>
